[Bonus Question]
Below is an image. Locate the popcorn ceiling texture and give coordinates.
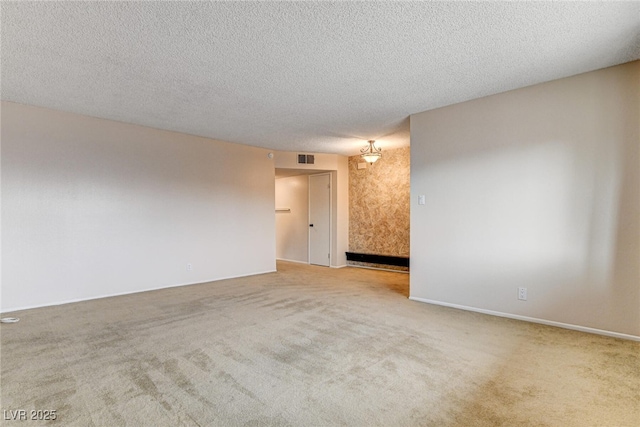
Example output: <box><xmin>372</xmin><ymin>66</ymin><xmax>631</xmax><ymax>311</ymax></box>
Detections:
<box><xmin>2</xmin><ymin>2</ymin><xmax>639</xmax><ymax>156</ymax></box>
<box><xmin>349</xmin><ymin>147</ymin><xmax>410</xmax><ymax>271</ymax></box>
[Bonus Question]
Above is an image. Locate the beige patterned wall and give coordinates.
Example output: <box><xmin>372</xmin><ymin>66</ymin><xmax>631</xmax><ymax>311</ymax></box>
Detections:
<box><xmin>349</xmin><ymin>146</ymin><xmax>410</xmax><ymax>269</ymax></box>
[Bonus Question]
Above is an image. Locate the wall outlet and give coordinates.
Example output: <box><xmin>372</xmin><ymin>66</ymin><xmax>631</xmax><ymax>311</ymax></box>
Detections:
<box><xmin>187</xmin><ymin>263</ymin><xmax>193</xmax><ymax>271</ymax></box>
<box><xmin>418</xmin><ymin>195</ymin><xmax>426</xmax><ymax>205</ymax></box>
<box><xmin>518</xmin><ymin>287</ymin><xmax>527</xmax><ymax>301</ymax></box>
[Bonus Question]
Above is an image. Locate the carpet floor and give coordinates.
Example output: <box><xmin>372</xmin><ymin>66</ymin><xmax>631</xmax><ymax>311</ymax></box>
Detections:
<box><xmin>1</xmin><ymin>261</ymin><xmax>638</xmax><ymax>426</ymax></box>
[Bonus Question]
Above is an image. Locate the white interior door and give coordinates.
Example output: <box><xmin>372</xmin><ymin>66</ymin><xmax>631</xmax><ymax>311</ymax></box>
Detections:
<box><xmin>309</xmin><ymin>174</ymin><xmax>331</xmax><ymax>266</ymax></box>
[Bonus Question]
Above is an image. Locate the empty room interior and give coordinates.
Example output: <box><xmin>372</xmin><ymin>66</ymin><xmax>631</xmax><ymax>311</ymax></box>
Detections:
<box><xmin>1</xmin><ymin>2</ymin><xmax>639</xmax><ymax>426</ymax></box>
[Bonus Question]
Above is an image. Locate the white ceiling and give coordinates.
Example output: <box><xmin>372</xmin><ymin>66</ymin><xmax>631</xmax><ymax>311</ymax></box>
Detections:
<box><xmin>2</xmin><ymin>2</ymin><xmax>638</xmax><ymax>156</ymax></box>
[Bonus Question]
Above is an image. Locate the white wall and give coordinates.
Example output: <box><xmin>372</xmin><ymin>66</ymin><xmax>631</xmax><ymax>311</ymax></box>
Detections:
<box><xmin>332</xmin><ymin>158</ymin><xmax>349</xmax><ymax>268</ymax></box>
<box><xmin>274</xmin><ymin>151</ymin><xmax>344</xmax><ymax>172</ymax></box>
<box><xmin>410</xmin><ymin>61</ymin><xmax>639</xmax><ymax>338</ymax></box>
<box><xmin>275</xmin><ymin>175</ymin><xmax>309</xmax><ymax>263</ymax></box>
<box><xmin>1</xmin><ymin>102</ymin><xmax>276</xmax><ymax>312</ymax></box>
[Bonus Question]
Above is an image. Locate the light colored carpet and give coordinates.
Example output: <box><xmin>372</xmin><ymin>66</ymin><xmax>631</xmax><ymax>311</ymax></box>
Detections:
<box><xmin>1</xmin><ymin>261</ymin><xmax>638</xmax><ymax>426</ymax></box>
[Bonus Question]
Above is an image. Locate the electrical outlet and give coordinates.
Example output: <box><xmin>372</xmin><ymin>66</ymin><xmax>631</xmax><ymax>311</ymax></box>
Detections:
<box><xmin>187</xmin><ymin>263</ymin><xmax>193</xmax><ymax>271</ymax></box>
<box><xmin>518</xmin><ymin>287</ymin><xmax>527</xmax><ymax>301</ymax></box>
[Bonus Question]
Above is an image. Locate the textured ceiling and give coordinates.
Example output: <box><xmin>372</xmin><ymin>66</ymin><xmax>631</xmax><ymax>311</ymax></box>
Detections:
<box><xmin>2</xmin><ymin>2</ymin><xmax>639</xmax><ymax>156</ymax></box>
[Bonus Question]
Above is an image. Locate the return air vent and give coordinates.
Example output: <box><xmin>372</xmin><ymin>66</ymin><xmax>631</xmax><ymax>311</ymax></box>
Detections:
<box><xmin>297</xmin><ymin>154</ymin><xmax>315</xmax><ymax>164</ymax></box>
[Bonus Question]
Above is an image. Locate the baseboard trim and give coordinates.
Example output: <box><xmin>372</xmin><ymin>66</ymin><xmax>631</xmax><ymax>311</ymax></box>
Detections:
<box><xmin>276</xmin><ymin>259</ymin><xmax>348</xmax><ymax>269</ymax></box>
<box><xmin>408</xmin><ymin>296</ymin><xmax>640</xmax><ymax>342</ymax></box>
<box><xmin>1</xmin><ymin>269</ymin><xmax>278</xmax><ymax>314</ymax></box>
<box><xmin>276</xmin><ymin>258</ymin><xmax>308</xmax><ymax>265</ymax></box>
<box><xmin>349</xmin><ymin>264</ymin><xmax>409</xmax><ymax>274</ymax></box>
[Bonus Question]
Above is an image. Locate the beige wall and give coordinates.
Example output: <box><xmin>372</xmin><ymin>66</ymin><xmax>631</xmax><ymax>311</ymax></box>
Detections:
<box><xmin>274</xmin><ymin>150</ymin><xmax>345</xmax><ymax>171</ymax></box>
<box><xmin>1</xmin><ymin>102</ymin><xmax>276</xmax><ymax>312</ymax></box>
<box><xmin>410</xmin><ymin>61</ymin><xmax>639</xmax><ymax>338</ymax></box>
<box><xmin>275</xmin><ymin>175</ymin><xmax>309</xmax><ymax>263</ymax></box>
<box><xmin>332</xmin><ymin>161</ymin><xmax>349</xmax><ymax>268</ymax></box>
<box><xmin>348</xmin><ymin>147</ymin><xmax>410</xmax><ymax>270</ymax></box>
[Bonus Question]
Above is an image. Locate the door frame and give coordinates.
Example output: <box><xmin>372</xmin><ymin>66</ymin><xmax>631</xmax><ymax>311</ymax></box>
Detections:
<box><xmin>308</xmin><ymin>172</ymin><xmax>332</xmax><ymax>266</ymax></box>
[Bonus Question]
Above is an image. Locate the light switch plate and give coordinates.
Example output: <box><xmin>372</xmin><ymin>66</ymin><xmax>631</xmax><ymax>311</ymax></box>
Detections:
<box><xmin>418</xmin><ymin>195</ymin><xmax>426</xmax><ymax>205</ymax></box>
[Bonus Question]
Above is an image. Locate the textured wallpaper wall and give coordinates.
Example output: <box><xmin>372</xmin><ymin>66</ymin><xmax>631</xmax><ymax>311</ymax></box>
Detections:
<box><xmin>349</xmin><ymin>146</ymin><xmax>410</xmax><ymax>270</ymax></box>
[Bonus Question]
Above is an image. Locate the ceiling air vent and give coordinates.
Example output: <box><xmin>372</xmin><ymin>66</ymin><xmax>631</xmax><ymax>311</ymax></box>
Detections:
<box><xmin>297</xmin><ymin>154</ymin><xmax>315</xmax><ymax>164</ymax></box>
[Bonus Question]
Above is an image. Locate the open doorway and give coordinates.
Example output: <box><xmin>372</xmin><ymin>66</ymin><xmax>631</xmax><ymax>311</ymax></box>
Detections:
<box><xmin>275</xmin><ymin>169</ymin><xmax>332</xmax><ymax>266</ymax></box>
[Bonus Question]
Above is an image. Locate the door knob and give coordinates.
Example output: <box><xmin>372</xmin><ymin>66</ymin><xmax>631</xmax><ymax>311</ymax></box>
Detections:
<box><xmin>309</xmin><ymin>224</ymin><xmax>314</xmax><ymax>227</ymax></box>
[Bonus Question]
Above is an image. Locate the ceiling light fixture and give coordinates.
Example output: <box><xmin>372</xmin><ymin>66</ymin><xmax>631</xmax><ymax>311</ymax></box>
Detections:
<box><xmin>360</xmin><ymin>140</ymin><xmax>382</xmax><ymax>164</ymax></box>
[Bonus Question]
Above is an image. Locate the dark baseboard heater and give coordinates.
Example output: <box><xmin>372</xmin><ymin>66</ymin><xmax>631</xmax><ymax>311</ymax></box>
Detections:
<box><xmin>346</xmin><ymin>252</ymin><xmax>410</xmax><ymax>268</ymax></box>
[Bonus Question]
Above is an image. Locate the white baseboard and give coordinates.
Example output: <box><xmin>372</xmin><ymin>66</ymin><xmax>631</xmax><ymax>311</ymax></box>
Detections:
<box><xmin>275</xmin><ymin>259</ymin><xmax>347</xmax><ymax>269</ymax></box>
<box><xmin>348</xmin><ymin>264</ymin><xmax>409</xmax><ymax>274</ymax></box>
<box><xmin>1</xmin><ymin>269</ymin><xmax>277</xmax><ymax>314</ymax></box>
<box><xmin>408</xmin><ymin>296</ymin><xmax>640</xmax><ymax>342</ymax></box>
<box><xmin>276</xmin><ymin>258</ymin><xmax>308</xmax><ymax>265</ymax></box>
